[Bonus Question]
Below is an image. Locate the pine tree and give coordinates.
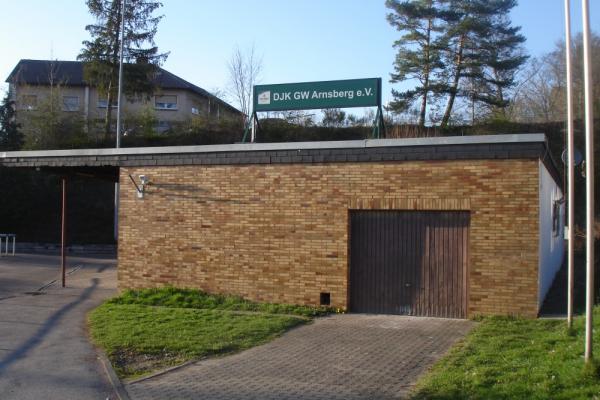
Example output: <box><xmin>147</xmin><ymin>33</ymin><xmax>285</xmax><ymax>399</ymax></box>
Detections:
<box><xmin>0</xmin><ymin>94</ymin><xmax>23</xmax><ymax>151</ymax></box>
<box><xmin>471</xmin><ymin>11</ymin><xmax>527</xmax><ymax>120</ymax></box>
<box><xmin>437</xmin><ymin>0</ymin><xmax>526</xmax><ymax>126</ymax></box>
<box><xmin>386</xmin><ymin>0</ymin><xmax>445</xmax><ymax>126</ymax></box>
<box><xmin>78</xmin><ymin>0</ymin><xmax>168</xmax><ymax>140</ymax></box>
<box><xmin>437</xmin><ymin>0</ymin><xmax>486</xmax><ymax>127</ymax></box>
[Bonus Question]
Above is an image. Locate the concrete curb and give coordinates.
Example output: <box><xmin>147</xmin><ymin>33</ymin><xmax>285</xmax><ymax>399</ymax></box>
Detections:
<box><xmin>15</xmin><ymin>243</ymin><xmax>117</xmax><ymax>255</ymax></box>
<box><xmin>126</xmin><ymin>359</ymin><xmax>198</xmax><ymax>385</ymax></box>
<box><xmin>97</xmin><ymin>350</ymin><xmax>132</xmax><ymax>400</ymax></box>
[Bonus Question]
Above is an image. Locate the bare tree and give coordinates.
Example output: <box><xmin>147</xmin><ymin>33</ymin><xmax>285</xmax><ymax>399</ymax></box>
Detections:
<box><xmin>507</xmin><ymin>56</ymin><xmax>564</xmax><ymax>123</ymax></box>
<box><xmin>321</xmin><ymin>108</ymin><xmax>347</xmax><ymax>127</ymax></box>
<box><xmin>507</xmin><ymin>33</ymin><xmax>600</xmax><ymax>123</ymax></box>
<box><xmin>209</xmin><ymin>87</ymin><xmax>227</xmax><ymax>100</ymax></box>
<box><xmin>227</xmin><ymin>45</ymin><xmax>262</xmax><ymax>121</ymax></box>
<box><xmin>277</xmin><ymin>110</ymin><xmax>315</xmax><ymax>126</ymax></box>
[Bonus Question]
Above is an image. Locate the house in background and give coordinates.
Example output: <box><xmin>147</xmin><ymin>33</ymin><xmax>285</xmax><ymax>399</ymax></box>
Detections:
<box><xmin>5</xmin><ymin>59</ymin><xmax>242</xmax><ymax>135</ymax></box>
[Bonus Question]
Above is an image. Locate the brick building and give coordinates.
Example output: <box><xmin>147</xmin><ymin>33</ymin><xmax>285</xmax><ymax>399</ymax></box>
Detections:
<box><xmin>0</xmin><ymin>134</ymin><xmax>564</xmax><ymax>318</ymax></box>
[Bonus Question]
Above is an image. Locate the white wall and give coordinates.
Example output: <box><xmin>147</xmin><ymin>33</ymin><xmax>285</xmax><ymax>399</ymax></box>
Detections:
<box><xmin>538</xmin><ymin>161</ymin><xmax>565</xmax><ymax>308</ymax></box>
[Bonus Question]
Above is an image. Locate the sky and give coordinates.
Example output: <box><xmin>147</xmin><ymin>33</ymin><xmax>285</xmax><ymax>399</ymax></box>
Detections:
<box><xmin>0</xmin><ymin>0</ymin><xmax>598</xmax><ymax>112</ymax></box>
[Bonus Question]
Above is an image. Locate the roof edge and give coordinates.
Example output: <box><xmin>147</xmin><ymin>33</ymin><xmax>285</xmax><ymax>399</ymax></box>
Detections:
<box><xmin>0</xmin><ymin>134</ymin><xmax>547</xmax><ymax>159</ymax></box>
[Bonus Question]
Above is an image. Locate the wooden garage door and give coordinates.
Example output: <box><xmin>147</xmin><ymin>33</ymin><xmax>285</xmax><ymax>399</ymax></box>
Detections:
<box><xmin>349</xmin><ymin>210</ymin><xmax>469</xmax><ymax>318</ymax></box>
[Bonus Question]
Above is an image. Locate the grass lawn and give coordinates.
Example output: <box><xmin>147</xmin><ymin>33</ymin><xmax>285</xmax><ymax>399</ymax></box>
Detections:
<box><xmin>412</xmin><ymin>307</ymin><xmax>600</xmax><ymax>400</ymax></box>
<box><xmin>109</xmin><ymin>287</ymin><xmax>332</xmax><ymax>317</ymax></box>
<box><xmin>89</xmin><ymin>288</ymin><xmax>330</xmax><ymax>379</ymax></box>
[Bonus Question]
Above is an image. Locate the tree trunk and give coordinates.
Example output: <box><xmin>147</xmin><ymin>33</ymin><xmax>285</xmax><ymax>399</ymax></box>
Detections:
<box><xmin>493</xmin><ymin>68</ymin><xmax>506</xmax><ymax>117</ymax></box>
<box><xmin>441</xmin><ymin>34</ymin><xmax>466</xmax><ymax>128</ymax></box>
<box><xmin>419</xmin><ymin>86</ymin><xmax>428</xmax><ymax>126</ymax></box>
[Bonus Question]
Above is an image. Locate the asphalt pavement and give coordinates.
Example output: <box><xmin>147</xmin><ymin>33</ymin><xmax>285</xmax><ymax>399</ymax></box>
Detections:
<box><xmin>0</xmin><ymin>252</ymin><xmax>118</xmax><ymax>400</ymax></box>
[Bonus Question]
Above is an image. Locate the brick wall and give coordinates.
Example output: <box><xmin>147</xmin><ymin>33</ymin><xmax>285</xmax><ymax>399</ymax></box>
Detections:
<box><xmin>118</xmin><ymin>159</ymin><xmax>540</xmax><ymax>317</ymax></box>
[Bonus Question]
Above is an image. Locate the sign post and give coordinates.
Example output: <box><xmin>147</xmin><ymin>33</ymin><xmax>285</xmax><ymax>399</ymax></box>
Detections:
<box><xmin>244</xmin><ymin>78</ymin><xmax>384</xmax><ymax>142</ymax></box>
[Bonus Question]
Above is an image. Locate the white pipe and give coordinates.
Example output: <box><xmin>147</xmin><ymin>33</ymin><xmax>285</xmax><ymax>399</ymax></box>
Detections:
<box><xmin>565</xmin><ymin>0</ymin><xmax>575</xmax><ymax>330</ymax></box>
<box><xmin>582</xmin><ymin>0</ymin><xmax>595</xmax><ymax>363</ymax></box>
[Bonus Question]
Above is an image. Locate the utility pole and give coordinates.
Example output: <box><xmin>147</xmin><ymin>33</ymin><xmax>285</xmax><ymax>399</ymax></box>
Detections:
<box><xmin>564</xmin><ymin>0</ymin><xmax>575</xmax><ymax>330</ymax></box>
<box><xmin>581</xmin><ymin>0</ymin><xmax>595</xmax><ymax>363</ymax></box>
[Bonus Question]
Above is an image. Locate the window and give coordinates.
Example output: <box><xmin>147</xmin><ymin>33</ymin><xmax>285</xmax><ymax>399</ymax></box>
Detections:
<box><xmin>155</xmin><ymin>95</ymin><xmax>177</xmax><ymax>110</ymax></box>
<box><xmin>21</xmin><ymin>95</ymin><xmax>37</xmax><ymax>110</ymax></box>
<box><xmin>62</xmin><ymin>96</ymin><xmax>79</xmax><ymax>111</ymax></box>
<box><xmin>97</xmin><ymin>98</ymin><xmax>117</xmax><ymax>108</ymax></box>
<box><xmin>191</xmin><ymin>106</ymin><xmax>200</xmax><ymax>115</ymax></box>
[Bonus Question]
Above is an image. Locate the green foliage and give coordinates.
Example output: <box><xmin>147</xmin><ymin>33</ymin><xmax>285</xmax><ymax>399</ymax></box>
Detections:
<box><xmin>182</xmin><ymin>113</ymin><xmax>244</xmax><ymax>135</ymax></box>
<box><xmin>464</xmin><ymin>1</ymin><xmax>528</xmax><ymax>111</ymax></box>
<box><xmin>411</xmin><ymin>307</ymin><xmax>600</xmax><ymax>399</ymax></box>
<box><xmin>346</xmin><ymin>113</ymin><xmax>372</xmax><ymax>127</ymax></box>
<box><xmin>386</xmin><ymin>0</ymin><xmax>446</xmax><ymax>126</ymax></box>
<box><xmin>110</xmin><ymin>287</ymin><xmax>334</xmax><ymax>317</ymax></box>
<box><xmin>89</xmin><ymin>303</ymin><xmax>305</xmax><ymax>378</ymax></box>
<box><xmin>321</xmin><ymin>108</ymin><xmax>347</xmax><ymax>127</ymax></box>
<box><xmin>123</xmin><ymin>105</ymin><xmax>158</xmax><ymax>137</ymax></box>
<box><xmin>438</xmin><ymin>0</ymin><xmax>527</xmax><ymax>126</ymax></box>
<box><xmin>0</xmin><ymin>94</ymin><xmax>23</xmax><ymax>151</ymax></box>
<box><xmin>386</xmin><ymin>0</ymin><xmax>527</xmax><ymax>126</ymax></box>
<box><xmin>78</xmin><ymin>0</ymin><xmax>168</xmax><ymax>139</ymax></box>
<box><xmin>186</xmin><ymin>114</ymin><xmax>210</xmax><ymax>132</ymax></box>
<box><xmin>19</xmin><ymin>90</ymin><xmax>89</xmax><ymax>150</ymax></box>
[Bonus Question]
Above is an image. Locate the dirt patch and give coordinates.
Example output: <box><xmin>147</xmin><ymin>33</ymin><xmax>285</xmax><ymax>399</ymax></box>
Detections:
<box><xmin>110</xmin><ymin>348</ymin><xmax>188</xmax><ymax>379</ymax></box>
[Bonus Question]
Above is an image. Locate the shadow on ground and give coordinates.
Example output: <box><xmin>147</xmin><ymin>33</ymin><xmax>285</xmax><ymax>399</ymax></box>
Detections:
<box><xmin>0</xmin><ymin>279</ymin><xmax>99</xmax><ymax>376</ymax></box>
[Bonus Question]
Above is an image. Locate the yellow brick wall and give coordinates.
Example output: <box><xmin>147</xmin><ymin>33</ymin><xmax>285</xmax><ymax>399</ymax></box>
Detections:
<box><xmin>118</xmin><ymin>159</ymin><xmax>540</xmax><ymax>317</ymax></box>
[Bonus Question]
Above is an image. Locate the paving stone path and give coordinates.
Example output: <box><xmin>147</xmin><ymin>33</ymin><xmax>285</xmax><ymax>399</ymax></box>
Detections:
<box><xmin>127</xmin><ymin>314</ymin><xmax>473</xmax><ymax>400</ymax></box>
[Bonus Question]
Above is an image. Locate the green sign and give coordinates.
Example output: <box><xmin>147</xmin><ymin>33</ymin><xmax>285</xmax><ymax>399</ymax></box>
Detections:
<box><xmin>253</xmin><ymin>78</ymin><xmax>381</xmax><ymax>112</ymax></box>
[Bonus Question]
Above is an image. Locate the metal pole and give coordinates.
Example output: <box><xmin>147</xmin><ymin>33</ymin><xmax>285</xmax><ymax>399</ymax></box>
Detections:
<box><xmin>250</xmin><ymin>112</ymin><xmax>256</xmax><ymax>143</ymax></box>
<box><xmin>582</xmin><ymin>0</ymin><xmax>595</xmax><ymax>363</ymax></box>
<box><xmin>61</xmin><ymin>178</ymin><xmax>67</xmax><ymax>288</ymax></box>
<box><xmin>114</xmin><ymin>183</ymin><xmax>119</xmax><ymax>241</ymax></box>
<box><xmin>114</xmin><ymin>0</ymin><xmax>126</xmax><ymax>242</ymax></box>
<box><xmin>116</xmin><ymin>0</ymin><xmax>126</xmax><ymax>149</ymax></box>
<box><xmin>565</xmin><ymin>0</ymin><xmax>575</xmax><ymax>330</ymax></box>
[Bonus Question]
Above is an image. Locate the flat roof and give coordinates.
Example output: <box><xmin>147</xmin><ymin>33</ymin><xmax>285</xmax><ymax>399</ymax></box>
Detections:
<box><xmin>0</xmin><ymin>134</ymin><xmax>560</xmax><ymax>186</ymax></box>
<box><xmin>1</xmin><ymin>134</ymin><xmax>546</xmax><ymax>159</ymax></box>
